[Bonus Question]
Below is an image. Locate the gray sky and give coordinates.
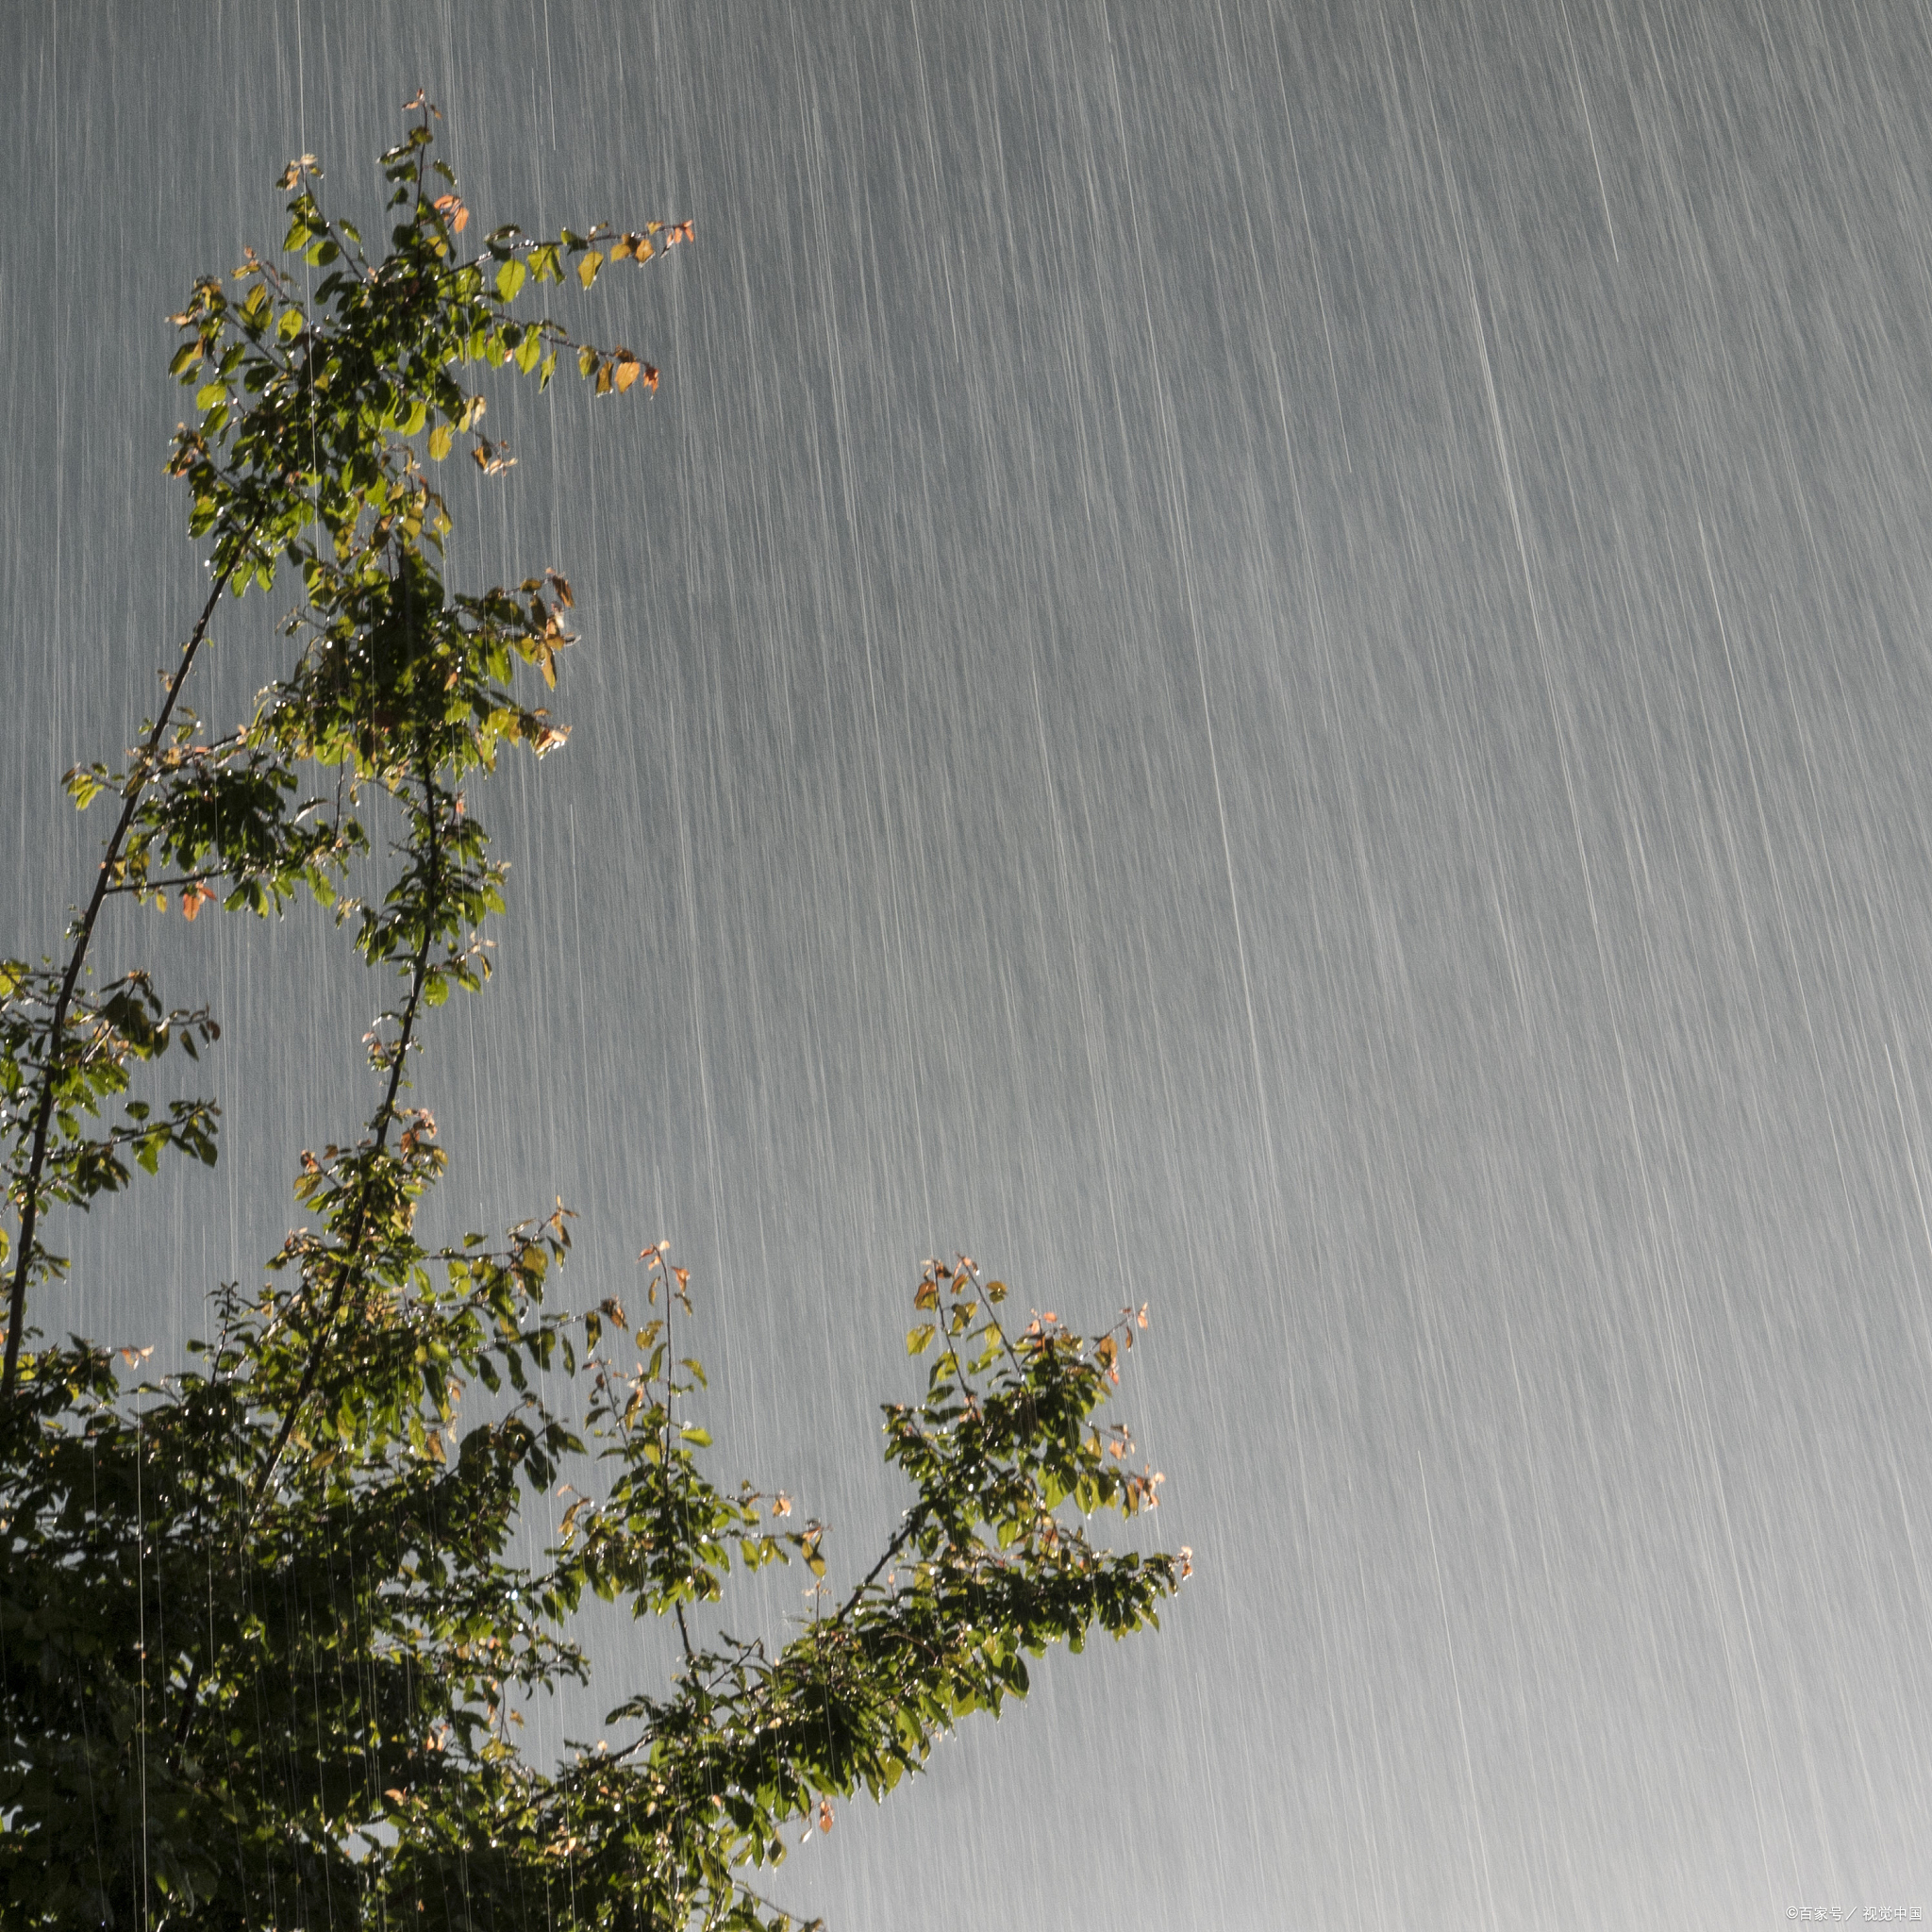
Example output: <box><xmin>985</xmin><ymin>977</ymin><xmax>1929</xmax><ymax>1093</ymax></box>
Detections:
<box><xmin>7</xmin><ymin>0</ymin><xmax>1932</xmax><ymax>1922</ymax></box>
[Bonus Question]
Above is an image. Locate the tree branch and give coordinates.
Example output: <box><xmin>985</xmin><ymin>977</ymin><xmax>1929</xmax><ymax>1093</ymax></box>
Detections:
<box><xmin>243</xmin><ymin>741</ymin><xmax>445</xmax><ymax>1522</ymax></box>
<box><xmin>4</xmin><ymin>558</ymin><xmax>239</xmax><ymax>1404</ymax></box>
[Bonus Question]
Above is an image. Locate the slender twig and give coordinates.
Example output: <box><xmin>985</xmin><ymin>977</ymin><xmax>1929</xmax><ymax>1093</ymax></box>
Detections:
<box><xmin>4</xmin><ymin>558</ymin><xmax>240</xmax><ymax>1403</ymax></box>
<box><xmin>834</xmin><ymin>1506</ymin><xmax>927</xmax><ymax>1624</ymax></box>
<box><xmin>244</xmin><ymin>745</ymin><xmax>444</xmax><ymax>1522</ymax></box>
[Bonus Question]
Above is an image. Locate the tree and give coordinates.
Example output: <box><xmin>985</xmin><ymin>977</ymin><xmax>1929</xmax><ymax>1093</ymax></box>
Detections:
<box><xmin>0</xmin><ymin>97</ymin><xmax>1187</xmax><ymax>1928</ymax></box>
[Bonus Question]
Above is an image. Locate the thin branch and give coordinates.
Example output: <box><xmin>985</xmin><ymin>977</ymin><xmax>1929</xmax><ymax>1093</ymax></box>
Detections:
<box><xmin>4</xmin><ymin>558</ymin><xmax>240</xmax><ymax>1403</ymax></box>
<box><xmin>834</xmin><ymin>1506</ymin><xmax>928</xmax><ymax>1625</ymax></box>
<box><xmin>243</xmin><ymin>746</ymin><xmax>445</xmax><ymax>1521</ymax></box>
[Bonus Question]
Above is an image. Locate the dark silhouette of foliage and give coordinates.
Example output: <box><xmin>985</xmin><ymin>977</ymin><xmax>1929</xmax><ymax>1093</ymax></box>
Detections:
<box><xmin>0</xmin><ymin>97</ymin><xmax>1186</xmax><ymax>1928</ymax></box>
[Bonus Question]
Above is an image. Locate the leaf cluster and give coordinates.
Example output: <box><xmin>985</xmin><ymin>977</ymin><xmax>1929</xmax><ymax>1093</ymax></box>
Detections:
<box><xmin>1</xmin><ymin>959</ymin><xmax>220</xmax><ymax>1291</ymax></box>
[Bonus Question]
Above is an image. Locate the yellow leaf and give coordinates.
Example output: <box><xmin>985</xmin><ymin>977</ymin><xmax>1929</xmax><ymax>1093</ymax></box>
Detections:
<box><xmin>427</xmin><ymin>423</ymin><xmax>454</xmax><ymax>462</ymax></box>
<box><xmin>576</xmin><ymin>249</ymin><xmax>603</xmax><ymax>289</ymax></box>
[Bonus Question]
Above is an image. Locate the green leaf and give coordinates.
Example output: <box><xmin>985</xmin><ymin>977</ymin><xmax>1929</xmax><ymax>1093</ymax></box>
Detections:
<box><xmin>496</xmin><ymin>257</ymin><xmax>527</xmax><ymax>302</ymax></box>
<box><xmin>427</xmin><ymin>423</ymin><xmax>455</xmax><ymax>462</ymax></box>
<box><xmin>679</xmin><ymin>1425</ymin><xmax>711</xmax><ymax>1446</ymax></box>
<box><xmin>906</xmin><ymin>1324</ymin><xmax>936</xmax><ymax>1356</ymax></box>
